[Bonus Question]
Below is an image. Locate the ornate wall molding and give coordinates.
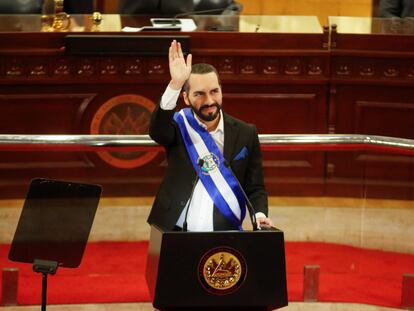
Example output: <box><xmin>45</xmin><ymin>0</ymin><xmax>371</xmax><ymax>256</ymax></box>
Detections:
<box><xmin>0</xmin><ymin>55</ymin><xmax>329</xmax><ymax>81</ymax></box>
<box><xmin>332</xmin><ymin>57</ymin><xmax>414</xmax><ymax>81</ymax></box>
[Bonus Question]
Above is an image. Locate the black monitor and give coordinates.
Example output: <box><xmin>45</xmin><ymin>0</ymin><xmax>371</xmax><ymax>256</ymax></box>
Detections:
<box><xmin>8</xmin><ymin>178</ymin><xmax>102</xmax><ymax>268</ymax></box>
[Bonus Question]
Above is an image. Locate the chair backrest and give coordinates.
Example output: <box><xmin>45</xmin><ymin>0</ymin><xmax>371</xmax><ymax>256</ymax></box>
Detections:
<box><xmin>0</xmin><ymin>0</ymin><xmax>42</xmax><ymax>14</ymax></box>
<box><xmin>119</xmin><ymin>0</ymin><xmax>194</xmax><ymax>15</ymax></box>
<box><xmin>160</xmin><ymin>0</ymin><xmax>194</xmax><ymax>15</ymax></box>
<box><xmin>118</xmin><ymin>0</ymin><xmax>242</xmax><ymax>15</ymax></box>
<box><xmin>194</xmin><ymin>0</ymin><xmax>231</xmax><ymax>10</ymax></box>
<box><xmin>194</xmin><ymin>0</ymin><xmax>242</xmax><ymax>14</ymax></box>
<box><xmin>118</xmin><ymin>0</ymin><xmax>159</xmax><ymax>15</ymax></box>
<box><xmin>64</xmin><ymin>0</ymin><xmax>93</xmax><ymax>14</ymax></box>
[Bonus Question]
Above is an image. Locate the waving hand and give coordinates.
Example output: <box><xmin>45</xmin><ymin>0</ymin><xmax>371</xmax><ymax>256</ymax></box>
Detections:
<box><xmin>168</xmin><ymin>40</ymin><xmax>192</xmax><ymax>90</ymax></box>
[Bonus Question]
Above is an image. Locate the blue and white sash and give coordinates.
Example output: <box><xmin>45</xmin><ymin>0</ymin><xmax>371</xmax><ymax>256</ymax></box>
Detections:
<box><xmin>173</xmin><ymin>108</ymin><xmax>246</xmax><ymax>230</ymax></box>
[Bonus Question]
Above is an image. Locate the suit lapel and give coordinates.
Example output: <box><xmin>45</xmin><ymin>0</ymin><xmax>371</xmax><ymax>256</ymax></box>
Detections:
<box><xmin>223</xmin><ymin>113</ymin><xmax>239</xmax><ymax>162</ymax></box>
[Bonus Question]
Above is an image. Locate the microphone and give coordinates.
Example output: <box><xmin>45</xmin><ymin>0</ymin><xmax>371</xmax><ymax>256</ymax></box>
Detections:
<box><xmin>223</xmin><ymin>160</ymin><xmax>258</xmax><ymax>231</ymax></box>
<box><xmin>182</xmin><ymin>159</ymin><xmax>205</xmax><ymax>232</ymax></box>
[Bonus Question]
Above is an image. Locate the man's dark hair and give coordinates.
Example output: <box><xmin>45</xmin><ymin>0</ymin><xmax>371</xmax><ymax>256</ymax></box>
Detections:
<box><xmin>183</xmin><ymin>63</ymin><xmax>221</xmax><ymax>93</ymax></box>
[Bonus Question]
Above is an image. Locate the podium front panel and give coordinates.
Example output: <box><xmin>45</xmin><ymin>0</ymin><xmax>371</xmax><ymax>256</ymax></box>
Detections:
<box><xmin>147</xmin><ymin>227</ymin><xmax>288</xmax><ymax>309</ymax></box>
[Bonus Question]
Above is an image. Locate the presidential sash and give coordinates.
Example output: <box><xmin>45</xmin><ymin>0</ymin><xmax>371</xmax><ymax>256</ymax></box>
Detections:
<box><xmin>173</xmin><ymin>108</ymin><xmax>246</xmax><ymax>230</ymax></box>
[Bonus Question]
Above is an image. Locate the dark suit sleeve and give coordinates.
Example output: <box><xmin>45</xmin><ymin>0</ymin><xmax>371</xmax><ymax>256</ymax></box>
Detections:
<box><xmin>149</xmin><ymin>104</ymin><xmax>177</xmax><ymax>147</ymax></box>
<box><xmin>244</xmin><ymin>125</ymin><xmax>268</xmax><ymax>216</ymax></box>
<box><xmin>64</xmin><ymin>0</ymin><xmax>93</xmax><ymax>13</ymax></box>
<box><xmin>379</xmin><ymin>0</ymin><xmax>402</xmax><ymax>17</ymax></box>
<box><xmin>118</xmin><ymin>0</ymin><xmax>159</xmax><ymax>14</ymax></box>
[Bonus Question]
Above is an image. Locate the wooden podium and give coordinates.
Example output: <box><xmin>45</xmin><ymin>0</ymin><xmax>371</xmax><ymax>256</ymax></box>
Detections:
<box><xmin>146</xmin><ymin>225</ymin><xmax>288</xmax><ymax>310</ymax></box>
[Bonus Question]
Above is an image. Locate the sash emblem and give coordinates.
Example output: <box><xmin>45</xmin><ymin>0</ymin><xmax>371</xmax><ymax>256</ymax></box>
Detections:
<box><xmin>200</xmin><ymin>153</ymin><xmax>220</xmax><ymax>175</ymax></box>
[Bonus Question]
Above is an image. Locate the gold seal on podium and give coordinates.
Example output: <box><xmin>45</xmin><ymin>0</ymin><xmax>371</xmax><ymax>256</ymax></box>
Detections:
<box><xmin>198</xmin><ymin>247</ymin><xmax>247</xmax><ymax>295</ymax></box>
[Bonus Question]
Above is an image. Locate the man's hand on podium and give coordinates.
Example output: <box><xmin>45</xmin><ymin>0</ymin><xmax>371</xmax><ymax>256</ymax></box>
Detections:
<box><xmin>257</xmin><ymin>216</ymin><xmax>274</xmax><ymax>230</ymax></box>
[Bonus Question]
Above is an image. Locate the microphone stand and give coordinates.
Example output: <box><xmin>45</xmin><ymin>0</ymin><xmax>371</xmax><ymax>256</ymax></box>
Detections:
<box><xmin>182</xmin><ymin>159</ymin><xmax>204</xmax><ymax>232</ymax></box>
<box><xmin>224</xmin><ymin>160</ymin><xmax>258</xmax><ymax>231</ymax></box>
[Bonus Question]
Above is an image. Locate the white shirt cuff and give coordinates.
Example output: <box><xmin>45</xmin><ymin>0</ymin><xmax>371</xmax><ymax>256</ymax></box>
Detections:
<box><xmin>255</xmin><ymin>212</ymin><xmax>267</xmax><ymax>220</ymax></box>
<box><xmin>160</xmin><ymin>85</ymin><xmax>181</xmax><ymax>110</ymax></box>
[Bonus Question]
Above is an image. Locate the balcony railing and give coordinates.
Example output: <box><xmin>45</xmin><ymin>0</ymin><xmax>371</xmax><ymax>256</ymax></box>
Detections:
<box><xmin>0</xmin><ymin>134</ymin><xmax>413</xmax><ymax>154</ymax></box>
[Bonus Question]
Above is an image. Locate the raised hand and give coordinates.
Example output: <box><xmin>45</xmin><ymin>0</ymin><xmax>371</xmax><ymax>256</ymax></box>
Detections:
<box><xmin>168</xmin><ymin>40</ymin><xmax>192</xmax><ymax>90</ymax></box>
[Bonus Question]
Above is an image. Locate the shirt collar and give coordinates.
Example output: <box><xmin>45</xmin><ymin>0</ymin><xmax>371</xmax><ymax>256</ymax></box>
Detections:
<box><xmin>194</xmin><ymin>110</ymin><xmax>224</xmax><ymax>134</ymax></box>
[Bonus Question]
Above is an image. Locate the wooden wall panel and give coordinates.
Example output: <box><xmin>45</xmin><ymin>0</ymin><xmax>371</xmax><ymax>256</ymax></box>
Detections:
<box><xmin>0</xmin><ymin>91</ymin><xmax>98</xmax><ymax>193</ymax></box>
<box><xmin>327</xmin><ymin>84</ymin><xmax>414</xmax><ymax>199</ymax></box>
<box><xmin>0</xmin><ymin>82</ymin><xmax>169</xmax><ymax>198</ymax></box>
<box><xmin>223</xmin><ymin>89</ymin><xmax>327</xmax><ymax>196</ymax></box>
<box><xmin>355</xmin><ymin>100</ymin><xmax>414</xmax><ymax>139</ymax></box>
<box><xmin>0</xmin><ymin>92</ymin><xmax>95</xmax><ymax>134</ymax></box>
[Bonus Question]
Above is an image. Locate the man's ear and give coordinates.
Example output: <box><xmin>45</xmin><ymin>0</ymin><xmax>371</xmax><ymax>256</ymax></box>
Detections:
<box><xmin>183</xmin><ymin>91</ymin><xmax>190</xmax><ymax>106</ymax></box>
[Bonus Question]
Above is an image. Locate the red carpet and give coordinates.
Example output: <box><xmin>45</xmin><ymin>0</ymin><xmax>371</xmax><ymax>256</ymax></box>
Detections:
<box><xmin>1</xmin><ymin>241</ymin><xmax>413</xmax><ymax>307</ymax></box>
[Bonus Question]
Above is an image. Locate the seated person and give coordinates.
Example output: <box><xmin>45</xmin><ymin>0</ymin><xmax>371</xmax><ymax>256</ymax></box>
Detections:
<box><xmin>118</xmin><ymin>0</ymin><xmax>241</xmax><ymax>15</ymax></box>
<box><xmin>119</xmin><ymin>0</ymin><xmax>193</xmax><ymax>15</ymax></box>
<box><xmin>0</xmin><ymin>0</ymin><xmax>93</xmax><ymax>14</ymax></box>
<box><xmin>64</xmin><ymin>0</ymin><xmax>93</xmax><ymax>14</ymax></box>
<box><xmin>380</xmin><ymin>0</ymin><xmax>414</xmax><ymax>18</ymax></box>
<box><xmin>194</xmin><ymin>0</ymin><xmax>242</xmax><ymax>14</ymax></box>
<box><xmin>0</xmin><ymin>0</ymin><xmax>42</xmax><ymax>13</ymax></box>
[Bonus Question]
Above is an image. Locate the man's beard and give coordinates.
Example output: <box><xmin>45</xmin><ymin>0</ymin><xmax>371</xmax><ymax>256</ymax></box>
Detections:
<box><xmin>190</xmin><ymin>102</ymin><xmax>222</xmax><ymax>122</ymax></box>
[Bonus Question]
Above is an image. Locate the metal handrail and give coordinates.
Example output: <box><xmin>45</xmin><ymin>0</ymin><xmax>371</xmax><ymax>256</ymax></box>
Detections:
<box><xmin>0</xmin><ymin>134</ymin><xmax>413</xmax><ymax>155</ymax></box>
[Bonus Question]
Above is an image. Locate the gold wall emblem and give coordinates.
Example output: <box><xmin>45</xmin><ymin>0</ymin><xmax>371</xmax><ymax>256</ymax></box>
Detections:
<box><xmin>198</xmin><ymin>247</ymin><xmax>246</xmax><ymax>295</ymax></box>
<box><xmin>90</xmin><ymin>94</ymin><xmax>158</xmax><ymax>169</ymax></box>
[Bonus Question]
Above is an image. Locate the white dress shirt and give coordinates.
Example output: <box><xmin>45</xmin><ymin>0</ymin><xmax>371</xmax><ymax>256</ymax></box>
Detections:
<box><xmin>160</xmin><ymin>86</ymin><xmax>264</xmax><ymax>231</ymax></box>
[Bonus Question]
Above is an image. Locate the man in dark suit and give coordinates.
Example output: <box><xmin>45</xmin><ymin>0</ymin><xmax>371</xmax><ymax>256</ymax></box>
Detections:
<box><xmin>380</xmin><ymin>0</ymin><xmax>414</xmax><ymax>17</ymax></box>
<box><xmin>118</xmin><ymin>0</ymin><xmax>193</xmax><ymax>15</ymax></box>
<box><xmin>0</xmin><ymin>0</ymin><xmax>93</xmax><ymax>14</ymax></box>
<box><xmin>118</xmin><ymin>0</ymin><xmax>241</xmax><ymax>15</ymax></box>
<box><xmin>148</xmin><ymin>40</ymin><xmax>272</xmax><ymax>231</ymax></box>
<box><xmin>64</xmin><ymin>0</ymin><xmax>93</xmax><ymax>14</ymax></box>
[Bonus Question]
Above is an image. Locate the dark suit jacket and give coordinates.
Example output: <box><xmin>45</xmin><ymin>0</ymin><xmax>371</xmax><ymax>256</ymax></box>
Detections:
<box><xmin>0</xmin><ymin>0</ymin><xmax>92</xmax><ymax>14</ymax></box>
<box><xmin>380</xmin><ymin>0</ymin><xmax>414</xmax><ymax>17</ymax></box>
<box><xmin>118</xmin><ymin>0</ymin><xmax>193</xmax><ymax>15</ymax></box>
<box><xmin>64</xmin><ymin>0</ymin><xmax>93</xmax><ymax>14</ymax></box>
<box><xmin>118</xmin><ymin>0</ymin><xmax>240</xmax><ymax>15</ymax></box>
<box><xmin>148</xmin><ymin>105</ymin><xmax>268</xmax><ymax>231</ymax></box>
